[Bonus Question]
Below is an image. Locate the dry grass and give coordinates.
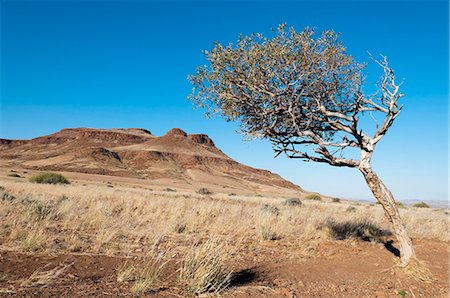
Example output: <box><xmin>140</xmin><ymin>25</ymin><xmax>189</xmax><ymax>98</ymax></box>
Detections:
<box><xmin>117</xmin><ymin>247</ymin><xmax>169</xmax><ymax>295</ymax></box>
<box><xmin>178</xmin><ymin>237</ymin><xmax>233</xmax><ymax>294</ymax></box>
<box><xmin>0</xmin><ymin>179</ymin><xmax>448</xmax><ymax>261</ymax></box>
<box><xmin>20</xmin><ymin>263</ymin><xmax>73</xmax><ymax>287</ymax></box>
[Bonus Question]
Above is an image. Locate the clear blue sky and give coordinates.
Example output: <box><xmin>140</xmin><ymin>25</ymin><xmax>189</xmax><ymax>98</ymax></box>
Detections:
<box><xmin>1</xmin><ymin>0</ymin><xmax>448</xmax><ymax>201</ymax></box>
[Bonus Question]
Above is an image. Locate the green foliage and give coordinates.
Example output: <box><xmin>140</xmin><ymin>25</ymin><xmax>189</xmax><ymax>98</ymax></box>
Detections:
<box><xmin>29</xmin><ymin>172</ymin><xmax>70</xmax><ymax>185</ymax></box>
<box><xmin>188</xmin><ymin>24</ymin><xmax>363</xmax><ymax>142</ymax></box>
<box><xmin>332</xmin><ymin>198</ymin><xmax>341</xmax><ymax>203</ymax></box>
<box><xmin>398</xmin><ymin>289</ymin><xmax>408</xmax><ymax>297</ymax></box>
<box><xmin>304</xmin><ymin>193</ymin><xmax>321</xmax><ymax>201</ymax></box>
<box><xmin>412</xmin><ymin>202</ymin><xmax>430</xmax><ymax>208</ymax></box>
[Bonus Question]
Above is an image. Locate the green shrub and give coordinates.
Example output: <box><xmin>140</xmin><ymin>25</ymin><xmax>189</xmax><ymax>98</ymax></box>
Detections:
<box><xmin>412</xmin><ymin>201</ymin><xmax>430</xmax><ymax>208</ymax></box>
<box><xmin>304</xmin><ymin>193</ymin><xmax>321</xmax><ymax>201</ymax></box>
<box><xmin>29</xmin><ymin>172</ymin><xmax>70</xmax><ymax>185</ymax></box>
<box><xmin>332</xmin><ymin>198</ymin><xmax>341</xmax><ymax>203</ymax></box>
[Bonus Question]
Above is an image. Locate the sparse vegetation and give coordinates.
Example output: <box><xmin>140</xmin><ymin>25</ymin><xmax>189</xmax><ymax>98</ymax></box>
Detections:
<box><xmin>197</xmin><ymin>187</ymin><xmax>212</xmax><ymax>195</ymax></box>
<box><xmin>117</xmin><ymin>249</ymin><xmax>168</xmax><ymax>295</ymax></box>
<box><xmin>179</xmin><ymin>237</ymin><xmax>232</xmax><ymax>294</ymax></box>
<box><xmin>173</xmin><ymin>220</ymin><xmax>187</xmax><ymax>234</ymax></box>
<box><xmin>324</xmin><ymin>219</ymin><xmax>391</xmax><ymax>242</ymax></box>
<box><xmin>162</xmin><ymin>187</ymin><xmax>176</xmax><ymax>192</ymax></box>
<box><xmin>7</xmin><ymin>173</ymin><xmax>21</xmax><ymax>178</ymax></box>
<box><xmin>261</xmin><ymin>204</ymin><xmax>280</xmax><ymax>216</ymax></box>
<box><xmin>29</xmin><ymin>172</ymin><xmax>70</xmax><ymax>185</ymax></box>
<box><xmin>283</xmin><ymin>198</ymin><xmax>302</xmax><ymax>206</ymax></box>
<box><xmin>0</xmin><ymin>179</ymin><xmax>447</xmax><ymax>296</ymax></box>
<box><xmin>332</xmin><ymin>198</ymin><xmax>341</xmax><ymax>203</ymax></box>
<box><xmin>413</xmin><ymin>202</ymin><xmax>430</xmax><ymax>208</ymax></box>
<box><xmin>0</xmin><ymin>190</ymin><xmax>16</xmax><ymax>201</ymax></box>
<box><xmin>346</xmin><ymin>206</ymin><xmax>357</xmax><ymax>213</ymax></box>
<box><xmin>21</xmin><ymin>263</ymin><xmax>73</xmax><ymax>287</ymax></box>
<box><xmin>24</xmin><ymin>199</ymin><xmax>53</xmax><ymax>220</ymax></box>
<box><xmin>259</xmin><ymin>224</ymin><xmax>279</xmax><ymax>241</ymax></box>
<box><xmin>396</xmin><ymin>201</ymin><xmax>406</xmax><ymax>208</ymax></box>
<box><xmin>304</xmin><ymin>193</ymin><xmax>321</xmax><ymax>201</ymax></box>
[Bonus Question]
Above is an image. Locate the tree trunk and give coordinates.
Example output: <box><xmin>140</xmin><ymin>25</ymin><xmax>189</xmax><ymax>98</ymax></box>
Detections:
<box><xmin>359</xmin><ymin>163</ymin><xmax>416</xmax><ymax>265</ymax></box>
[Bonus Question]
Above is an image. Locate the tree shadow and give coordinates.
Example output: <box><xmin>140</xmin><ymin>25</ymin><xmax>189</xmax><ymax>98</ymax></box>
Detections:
<box><xmin>229</xmin><ymin>268</ymin><xmax>258</xmax><ymax>287</ymax></box>
<box><xmin>383</xmin><ymin>240</ymin><xmax>401</xmax><ymax>257</ymax></box>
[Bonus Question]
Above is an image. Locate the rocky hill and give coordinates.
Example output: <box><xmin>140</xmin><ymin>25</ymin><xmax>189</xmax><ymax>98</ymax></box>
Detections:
<box><xmin>0</xmin><ymin>128</ymin><xmax>302</xmax><ymax>193</ymax></box>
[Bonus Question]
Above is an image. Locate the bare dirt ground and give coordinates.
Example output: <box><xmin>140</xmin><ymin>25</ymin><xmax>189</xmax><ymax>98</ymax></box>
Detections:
<box><xmin>0</xmin><ymin>170</ymin><xmax>448</xmax><ymax>297</ymax></box>
<box><xmin>0</xmin><ymin>239</ymin><xmax>448</xmax><ymax>297</ymax></box>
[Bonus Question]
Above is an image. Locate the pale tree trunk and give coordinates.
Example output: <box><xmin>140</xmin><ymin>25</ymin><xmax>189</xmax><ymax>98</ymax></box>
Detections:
<box><xmin>359</xmin><ymin>151</ymin><xmax>415</xmax><ymax>265</ymax></box>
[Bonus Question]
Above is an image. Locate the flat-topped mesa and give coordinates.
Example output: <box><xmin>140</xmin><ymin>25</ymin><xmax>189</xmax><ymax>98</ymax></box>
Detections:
<box><xmin>165</xmin><ymin>128</ymin><xmax>188</xmax><ymax>137</ymax></box>
<box><xmin>123</xmin><ymin>128</ymin><xmax>152</xmax><ymax>136</ymax></box>
<box><xmin>187</xmin><ymin>134</ymin><xmax>215</xmax><ymax>146</ymax></box>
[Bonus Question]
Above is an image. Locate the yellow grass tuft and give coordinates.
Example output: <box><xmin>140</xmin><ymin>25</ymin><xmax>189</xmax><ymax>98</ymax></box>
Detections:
<box><xmin>179</xmin><ymin>237</ymin><xmax>233</xmax><ymax>295</ymax></box>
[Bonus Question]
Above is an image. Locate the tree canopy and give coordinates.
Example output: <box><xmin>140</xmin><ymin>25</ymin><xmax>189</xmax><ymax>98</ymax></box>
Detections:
<box><xmin>188</xmin><ymin>24</ymin><xmax>403</xmax><ymax>168</ymax></box>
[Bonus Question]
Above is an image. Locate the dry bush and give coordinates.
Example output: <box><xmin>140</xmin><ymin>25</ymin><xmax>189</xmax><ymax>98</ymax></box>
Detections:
<box><xmin>179</xmin><ymin>237</ymin><xmax>233</xmax><ymax>295</ymax></box>
<box><xmin>283</xmin><ymin>198</ymin><xmax>302</xmax><ymax>207</ymax></box>
<box><xmin>162</xmin><ymin>187</ymin><xmax>176</xmax><ymax>192</ymax></box>
<box><xmin>258</xmin><ymin>224</ymin><xmax>279</xmax><ymax>241</ymax></box>
<box><xmin>324</xmin><ymin>218</ymin><xmax>391</xmax><ymax>242</ymax></box>
<box><xmin>346</xmin><ymin>206</ymin><xmax>357</xmax><ymax>213</ymax></box>
<box><xmin>197</xmin><ymin>188</ymin><xmax>213</xmax><ymax>195</ymax></box>
<box><xmin>260</xmin><ymin>204</ymin><xmax>280</xmax><ymax>216</ymax></box>
<box><xmin>0</xmin><ymin>190</ymin><xmax>16</xmax><ymax>202</ymax></box>
<box><xmin>117</xmin><ymin>248</ymin><xmax>169</xmax><ymax>295</ymax></box>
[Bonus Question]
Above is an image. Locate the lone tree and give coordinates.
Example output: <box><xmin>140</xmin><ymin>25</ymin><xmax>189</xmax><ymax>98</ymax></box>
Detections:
<box><xmin>188</xmin><ymin>25</ymin><xmax>416</xmax><ymax>266</ymax></box>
